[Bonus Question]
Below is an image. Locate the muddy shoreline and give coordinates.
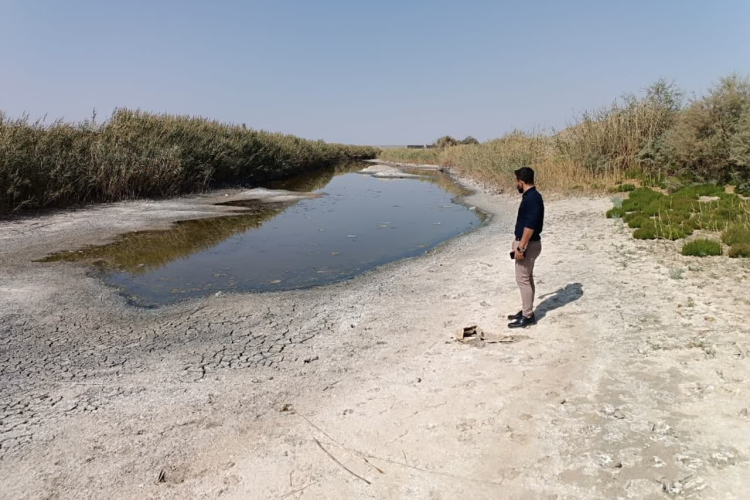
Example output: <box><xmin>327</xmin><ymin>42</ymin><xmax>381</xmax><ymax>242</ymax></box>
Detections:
<box><xmin>3</xmin><ymin>163</ymin><xmax>487</xmax><ymax>308</ymax></box>
<box><xmin>2</xmin><ymin>166</ymin><xmax>750</xmax><ymax>499</ymax></box>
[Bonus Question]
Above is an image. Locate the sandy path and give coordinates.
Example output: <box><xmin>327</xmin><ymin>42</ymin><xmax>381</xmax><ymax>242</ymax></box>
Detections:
<box><xmin>1</xmin><ymin>179</ymin><xmax>749</xmax><ymax>499</ymax></box>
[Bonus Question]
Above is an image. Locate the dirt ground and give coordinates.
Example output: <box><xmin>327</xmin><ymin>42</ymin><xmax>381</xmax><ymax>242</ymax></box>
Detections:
<box><xmin>1</xmin><ymin>172</ymin><xmax>749</xmax><ymax>499</ymax></box>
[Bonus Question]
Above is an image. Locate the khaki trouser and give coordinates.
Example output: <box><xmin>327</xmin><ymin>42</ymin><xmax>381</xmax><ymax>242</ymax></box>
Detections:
<box><xmin>513</xmin><ymin>239</ymin><xmax>542</xmax><ymax>318</ymax></box>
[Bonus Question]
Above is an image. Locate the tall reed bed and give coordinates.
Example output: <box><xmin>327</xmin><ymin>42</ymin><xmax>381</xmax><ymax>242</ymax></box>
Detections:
<box><xmin>378</xmin><ymin>147</ymin><xmax>442</xmax><ymax>165</ymax></box>
<box><xmin>380</xmin><ymin>131</ymin><xmax>621</xmax><ymax>191</ymax></box>
<box><xmin>0</xmin><ymin>109</ymin><xmax>379</xmax><ymax>215</ymax></box>
<box><xmin>380</xmin><ymin>75</ymin><xmax>750</xmax><ymax>193</ymax></box>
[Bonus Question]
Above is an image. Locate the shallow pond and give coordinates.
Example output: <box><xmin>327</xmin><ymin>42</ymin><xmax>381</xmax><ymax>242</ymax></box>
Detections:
<box><xmin>46</xmin><ymin>165</ymin><xmax>482</xmax><ymax>305</ymax></box>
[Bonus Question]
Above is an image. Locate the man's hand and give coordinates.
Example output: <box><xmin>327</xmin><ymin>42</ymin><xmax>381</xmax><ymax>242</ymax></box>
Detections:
<box><xmin>516</xmin><ymin>228</ymin><xmax>534</xmax><ymax>261</ymax></box>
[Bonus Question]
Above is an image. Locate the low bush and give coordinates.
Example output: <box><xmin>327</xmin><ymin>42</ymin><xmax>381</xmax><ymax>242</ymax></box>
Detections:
<box><xmin>722</xmin><ymin>224</ymin><xmax>750</xmax><ymax>246</ymax></box>
<box><xmin>658</xmin><ymin>223</ymin><xmax>689</xmax><ymax>240</ymax></box>
<box><xmin>729</xmin><ymin>243</ymin><xmax>750</xmax><ymax>258</ymax></box>
<box><xmin>657</xmin><ymin>75</ymin><xmax>750</xmax><ymax>188</ymax></box>
<box><xmin>605</xmin><ymin>183</ymin><xmax>748</xmax><ymax>255</ymax></box>
<box><xmin>606</xmin><ymin>207</ymin><xmax>624</xmax><ymax>218</ymax></box>
<box><xmin>682</xmin><ymin>239</ymin><xmax>722</xmax><ymax>257</ymax></box>
<box><xmin>674</xmin><ymin>184</ymin><xmax>727</xmax><ymax>199</ymax></box>
<box><xmin>669</xmin><ymin>267</ymin><xmax>685</xmax><ymax>279</ymax></box>
<box><xmin>625</xmin><ymin>212</ymin><xmax>650</xmax><ymax>228</ymax></box>
<box><xmin>633</xmin><ymin>223</ymin><xmax>658</xmax><ymax>240</ymax></box>
<box><xmin>621</xmin><ymin>188</ymin><xmax>665</xmax><ymax>212</ymax></box>
<box><xmin>610</xmin><ymin>183</ymin><xmax>637</xmax><ymax>193</ymax></box>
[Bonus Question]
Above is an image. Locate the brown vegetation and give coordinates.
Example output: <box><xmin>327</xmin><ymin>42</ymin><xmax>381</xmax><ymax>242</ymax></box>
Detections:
<box><xmin>0</xmin><ymin>109</ymin><xmax>379</xmax><ymax>215</ymax></box>
<box><xmin>380</xmin><ymin>75</ymin><xmax>750</xmax><ymax>193</ymax></box>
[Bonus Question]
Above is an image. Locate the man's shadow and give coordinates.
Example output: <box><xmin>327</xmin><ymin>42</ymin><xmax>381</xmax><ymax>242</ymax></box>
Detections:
<box><xmin>535</xmin><ymin>283</ymin><xmax>583</xmax><ymax>322</ymax></box>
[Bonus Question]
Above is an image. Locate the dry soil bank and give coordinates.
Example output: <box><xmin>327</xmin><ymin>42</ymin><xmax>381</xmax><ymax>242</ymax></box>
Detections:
<box><xmin>1</xmin><ymin>171</ymin><xmax>749</xmax><ymax>499</ymax></box>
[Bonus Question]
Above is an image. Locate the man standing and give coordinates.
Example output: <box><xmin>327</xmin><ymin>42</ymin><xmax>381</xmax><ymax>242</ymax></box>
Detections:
<box><xmin>508</xmin><ymin>167</ymin><xmax>544</xmax><ymax>329</ymax></box>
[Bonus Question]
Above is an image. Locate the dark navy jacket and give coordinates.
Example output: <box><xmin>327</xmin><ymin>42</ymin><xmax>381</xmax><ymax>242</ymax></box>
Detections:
<box><xmin>514</xmin><ymin>187</ymin><xmax>544</xmax><ymax>241</ymax></box>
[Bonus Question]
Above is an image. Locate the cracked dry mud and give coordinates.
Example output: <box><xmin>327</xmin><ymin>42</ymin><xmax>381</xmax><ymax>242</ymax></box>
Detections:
<box><xmin>1</xmin><ymin>180</ymin><xmax>749</xmax><ymax>499</ymax></box>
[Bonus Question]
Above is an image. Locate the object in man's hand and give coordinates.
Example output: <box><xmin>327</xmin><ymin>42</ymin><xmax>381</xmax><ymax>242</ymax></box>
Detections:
<box><xmin>510</xmin><ymin>251</ymin><xmax>515</xmax><ymax>259</ymax></box>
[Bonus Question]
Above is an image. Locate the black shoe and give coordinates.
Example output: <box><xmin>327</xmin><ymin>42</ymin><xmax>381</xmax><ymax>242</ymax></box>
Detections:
<box><xmin>508</xmin><ymin>314</ymin><xmax>536</xmax><ymax>329</ymax></box>
<box><xmin>507</xmin><ymin>311</ymin><xmax>523</xmax><ymax>320</ymax></box>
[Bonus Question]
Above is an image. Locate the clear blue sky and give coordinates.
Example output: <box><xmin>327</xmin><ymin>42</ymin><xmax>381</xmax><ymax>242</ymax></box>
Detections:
<box><xmin>1</xmin><ymin>0</ymin><xmax>748</xmax><ymax>145</ymax></box>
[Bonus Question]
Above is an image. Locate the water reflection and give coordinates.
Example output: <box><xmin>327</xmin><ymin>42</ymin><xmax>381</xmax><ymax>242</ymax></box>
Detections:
<box><xmin>43</xmin><ymin>203</ymin><xmax>282</xmax><ymax>274</ymax></box>
<box><xmin>265</xmin><ymin>162</ymin><xmax>364</xmax><ymax>192</ymax></box>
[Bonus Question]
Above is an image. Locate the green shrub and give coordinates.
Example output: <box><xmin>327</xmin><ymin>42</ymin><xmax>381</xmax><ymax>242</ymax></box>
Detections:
<box><xmin>606</xmin><ymin>207</ymin><xmax>625</xmax><ymax>219</ymax></box>
<box><xmin>658</xmin><ymin>75</ymin><xmax>750</xmax><ymax>186</ymax></box>
<box><xmin>633</xmin><ymin>223</ymin><xmax>658</xmax><ymax>239</ymax></box>
<box><xmin>656</xmin><ymin>209</ymin><xmax>687</xmax><ymax>225</ymax></box>
<box><xmin>622</xmin><ymin>211</ymin><xmax>648</xmax><ymax>228</ymax></box>
<box><xmin>680</xmin><ymin>223</ymin><xmax>696</xmax><ymax>237</ymax></box>
<box><xmin>624</xmin><ymin>212</ymin><xmax>649</xmax><ymax>228</ymax></box>
<box><xmin>729</xmin><ymin>243</ymin><xmax>750</xmax><ymax>258</ymax></box>
<box><xmin>658</xmin><ymin>223</ymin><xmax>689</xmax><ymax>240</ymax></box>
<box><xmin>674</xmin><ymin>184</ymin><xmax>727</xmax><ymax>199</ymax></box>
<box><xmin>611</xmin><ymin>183</ymin><xmax>637</xmax><ymax>192</ymax></box>
<box><xmin>722</xmin><ymin>224</ymin><xmax>750</xmax><ymax>246</ymax></box>
<box><xmin>693</xmin><ymin>216</ymin><xmax>728</xmax><ymax>232</ymax></box>
<box><xmin>607</xmin><ymin>176</ymin><xmax>749</xmax><ymax>249</ymax></box>
<box><xmin>682</xmin><ymin>239</ymin><xmax>722</xmax><ymax>257</ymax></box>
<box><xmin>621</xmin><ymin>188</ymin><xmax>665</xmax><ymax>212</ymax></box>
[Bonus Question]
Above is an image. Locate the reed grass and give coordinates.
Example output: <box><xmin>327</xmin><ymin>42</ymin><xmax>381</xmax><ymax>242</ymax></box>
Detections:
<box><xmin>379</xmin><ymin>75</ymin><xmax>750</xmax><ymax>194</ymax></box>
<box><xmin>378</xmin><ymin>147</ymin><xmax>442</xmax><ymax>165</ymax></box>
<box><xmin>0</xmin><ymin>109</ymin><xmax>379</xmax><ymax>215</ymax></box>
<box><xmin>380</xmin><ymin>132</ymin><xmax>620</xmax><ymax>192</ymax></box>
